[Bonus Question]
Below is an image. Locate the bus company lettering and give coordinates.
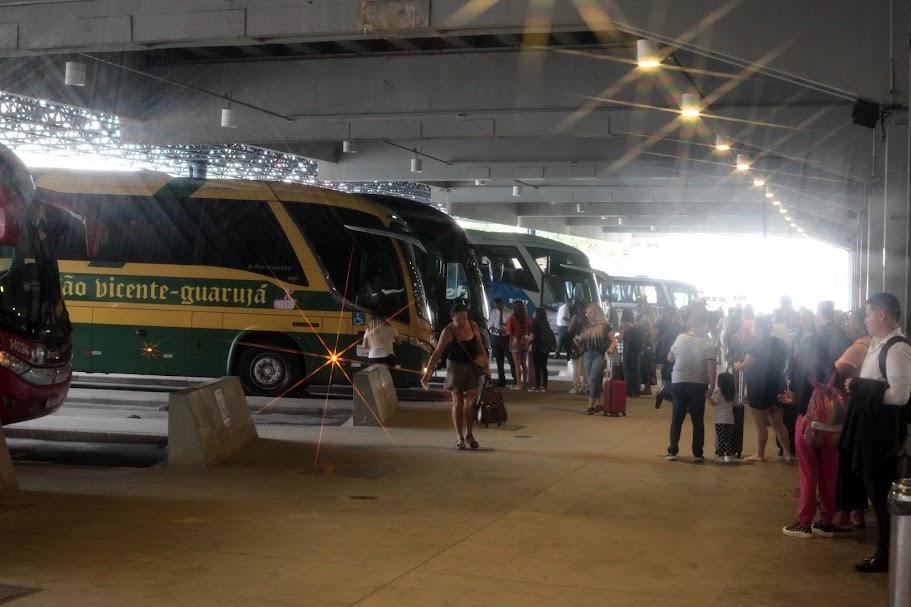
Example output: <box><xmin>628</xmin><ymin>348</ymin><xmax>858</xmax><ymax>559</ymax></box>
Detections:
<box><xmin>61</xmin><ymin>275</ymin><xmax>271</xmax><ymax>308</ymax></box>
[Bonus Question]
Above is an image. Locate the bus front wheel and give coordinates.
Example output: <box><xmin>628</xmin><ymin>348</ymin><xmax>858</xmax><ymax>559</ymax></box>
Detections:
<box><xmin>236</xmin><ymin>342</ymin><xmax>303</xmax><ymax>397</ymax></box>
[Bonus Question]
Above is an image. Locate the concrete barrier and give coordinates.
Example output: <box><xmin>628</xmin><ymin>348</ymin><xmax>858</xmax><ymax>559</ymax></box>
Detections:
<box><xmin>0</xmin><ymin>428</ymin><xmax>18</xmax><ymax>494</ymax></box>
<box><xmin>352</xmin><ymin>364</ymin><xmax>399</xmax><ymax>427</ymax></box>
<box><xmin>168</xmin><ymin>377</ymin><xmax>258</xmax><ymax>466</ymax></box>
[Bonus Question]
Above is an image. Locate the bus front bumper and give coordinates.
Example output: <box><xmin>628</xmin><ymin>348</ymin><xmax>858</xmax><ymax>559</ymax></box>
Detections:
<box><xmin>0</xmin><ymin>368</ymin><xmax>71</xmax><ymax>426</ymax></box>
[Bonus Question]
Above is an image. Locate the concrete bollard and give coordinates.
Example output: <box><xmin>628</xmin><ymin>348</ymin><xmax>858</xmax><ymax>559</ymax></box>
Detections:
<box><xmin>352</xmin><ymin>364</ymin><xmax>399</xmax><ymax>427</ymax></box>
<box><xmin>168</xmin><ymin>377</ymin><xmax>258</xmax><ymax>466</ymax></box>
<box><xmin>0</xmin><ymin>428</ymin><xmax>18</xmax><ymax>494</ymax></box>
<box><xmin>888</xmin><ymin>478</ymin><xmax>911</xmax><ymax>606</ymax></box>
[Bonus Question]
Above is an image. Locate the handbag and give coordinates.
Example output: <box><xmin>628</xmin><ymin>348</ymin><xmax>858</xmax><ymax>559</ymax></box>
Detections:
<box><xmin>450</xmin><ymin>323</ymin><xmax>490</xmax><ymax>374</ymax></box>
<box><xmin>476</xmin><ymin>376</ymin><xmax>508</xmax><ymax>426</ymax></box>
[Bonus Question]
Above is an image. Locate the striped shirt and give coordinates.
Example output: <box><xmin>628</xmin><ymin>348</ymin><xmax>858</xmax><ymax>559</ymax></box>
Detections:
<box><xmin>578</xmin><ymin>323</ymin><xmax>614</xmax><ymax>354</ymax></box>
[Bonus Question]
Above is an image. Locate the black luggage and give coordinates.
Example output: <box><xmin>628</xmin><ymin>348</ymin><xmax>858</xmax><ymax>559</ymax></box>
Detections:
<box><xmin>476</xmin><ymin>377</ymin><xmax>508</xmax><ymax>426</ymax></box>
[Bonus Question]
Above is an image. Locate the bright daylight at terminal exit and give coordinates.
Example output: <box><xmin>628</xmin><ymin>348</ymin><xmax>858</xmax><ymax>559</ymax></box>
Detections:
<box><xmin>0</xmin><ymin>1</ymin><xmax>906</xmax><ymax>606</ymax></box>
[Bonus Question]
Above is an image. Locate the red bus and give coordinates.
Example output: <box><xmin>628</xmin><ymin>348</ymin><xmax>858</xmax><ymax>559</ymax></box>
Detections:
<box><xmin>0</xmin><ymin>146</ymin><xmax>72</xmax><ymax>425</ymax></box>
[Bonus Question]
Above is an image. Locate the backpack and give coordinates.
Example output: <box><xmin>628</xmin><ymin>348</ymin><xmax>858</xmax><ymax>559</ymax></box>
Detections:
<box><xmin>802</xmin><ymin>374</ymin><xmax>848</xmax><ymax>449</ymax></box>
<box><xmin>476</xmin><ymin>376</ymin><xmax>508</xmax><ymax>426</ymax></box>
<box><xmin>878</xmin><ymin>336</ymin><xmax>911</xmax><ymax>444</ymax></box>
<box><xmin>541</xmin><ymin>325</ymin><xmax>557</xmax><ymax>352</ymax></box>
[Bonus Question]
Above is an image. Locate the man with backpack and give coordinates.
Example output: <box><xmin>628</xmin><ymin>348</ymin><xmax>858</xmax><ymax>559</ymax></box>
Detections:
<box><xmin>841</xmin><ymin>292</ymin><xmax>911</xmax><ymax>573</ymax></box>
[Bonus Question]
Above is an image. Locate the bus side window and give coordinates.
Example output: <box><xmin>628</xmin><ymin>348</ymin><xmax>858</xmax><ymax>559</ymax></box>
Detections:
<box><xmin>73</xmin><ymin>194</ymin><xmax>197</xmax><ymax>265</ymax></box>
<box><xmin>196</xmin><ymin>200</ymin><xmax>307</xmax><ymax>285</ymax></box>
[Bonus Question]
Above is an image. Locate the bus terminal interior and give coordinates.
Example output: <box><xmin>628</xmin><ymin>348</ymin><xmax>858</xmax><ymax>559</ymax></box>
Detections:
<box><xmin>0</xmin><ymin>2</ymin><xmax>908</xmax><ymax>606</ymax></box>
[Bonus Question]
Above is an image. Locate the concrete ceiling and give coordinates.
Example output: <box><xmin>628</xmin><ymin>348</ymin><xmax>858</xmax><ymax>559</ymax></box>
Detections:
<box><xmin>0</xmin><ymin>0</ymin><xmax>895</xmax><ymax>248</ymax></box>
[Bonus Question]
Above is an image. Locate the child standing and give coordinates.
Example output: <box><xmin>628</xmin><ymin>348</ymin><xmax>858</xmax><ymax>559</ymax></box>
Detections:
<box><xmin>713</xmin><ymin>372</ymin><xmax>738</xmax><ymax>463</ymax></box>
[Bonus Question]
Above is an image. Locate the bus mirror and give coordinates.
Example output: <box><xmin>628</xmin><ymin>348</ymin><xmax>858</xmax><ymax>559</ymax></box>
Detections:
<box><xmin>0</xmin><ymin>194</ymin><xmax>20</xmax><ymax>247</ymax></box>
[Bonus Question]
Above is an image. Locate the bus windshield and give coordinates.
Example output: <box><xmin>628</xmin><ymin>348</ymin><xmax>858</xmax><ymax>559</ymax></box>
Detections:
<box><xmin>283</xmin><ymin>202</ymin><xmax>428</xmax><ymax>323</ymax></box>
<box><xmin>542</xmin><ymin>267</ymin><xmax>597</xmax><ymax>310</ymax></box>
<box><xmin>0</xmin><ymin>208</ymin><xmax>69</xmax><ymax>342</ymax></box>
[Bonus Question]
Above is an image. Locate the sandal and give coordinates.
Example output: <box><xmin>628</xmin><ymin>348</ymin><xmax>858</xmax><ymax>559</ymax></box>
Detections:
<box><xmin>466</xmin><ymin>434</ymin><xmax>479</xmax><ymax>449</ymax></box>
<box><xmin>456</xmin><ymin>437</ymin><xmax>466</xmax><ymax>450</ymax></box>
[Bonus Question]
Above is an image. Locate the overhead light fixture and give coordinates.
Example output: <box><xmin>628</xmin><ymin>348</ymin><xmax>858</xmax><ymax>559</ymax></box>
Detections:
<box><xmin>64</xmin><ymin>61</ymin><xmax>86</xmax><ymax>86</ymax></box>
<box><xmin>715</xmin><ymin>135</ymin><xmax>731</xmax><ymax>152</ymax></box>
<box><xmin>771</xmin><ymin>199</ymin><xmax>781</xmax><ymax>207</ymax></box>
<box><xmin>342</xmin><ymin>140</ymin><xmax>356</xmax><ymax>154</ymax></box>
<box><xmin>753</xmin><ymin>178</ymin><xmax>766</xmax><ymax>187</ymax></box>
<box><xmin>220</xmin><ymin>106</ymin><xmax>237</xmax><ymax>129</ymax></box>
<box><xmin>410</xmin><ymin>156</ymin><xmax>422</xmax><ymax>173</ymax></box>
<box><xmin>636</xmin><ymin>39</ymin><xmax>661</xmax><ymax>70</ymax></box>
<box><xmin>765</xmin><ymin>191</ymin><xmax>774</xmax><ymax>199</ymax></box>
<box><xmin>512</xmin><ymin>185</ymin><xmax>521</xmax><ymax>197</ymax></box>
<box><xmin>736</xmin><ymin>153</ymin><xmax>750</xmax><ymax>172</ymax></box>
<box><xmin>680</xmin><ymin>93</ymin><xmax>701</xmax><ymax>120</ymax></box>
<box><xmin>779</xmin><ymin>208</ymin><xmax>787</xmax><ymax>215</ymax></box>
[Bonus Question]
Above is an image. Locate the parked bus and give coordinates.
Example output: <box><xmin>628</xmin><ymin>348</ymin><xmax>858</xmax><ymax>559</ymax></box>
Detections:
<box><xmin>369</xmin><ymin>197</ymin><xmax>489</xmax><ymax>339</ymax></box>
<box><xmin>0</xmin><ymin>147</ymin><xmax>72</xmax><ymax>425</ymax></box>
<box><xmin>38</xmin><ymin>171</ymin><xmax>433</xmax><ymax>395</ymax></box>
<box><xmin>599</xmin><ymin>274</ymin><xmax>699</xmax><ymax>317</ymax></box>
<box><xmin>466</xmin><ymin>230</ymin><xmax>600</xmax><ymax>326</ymax></box>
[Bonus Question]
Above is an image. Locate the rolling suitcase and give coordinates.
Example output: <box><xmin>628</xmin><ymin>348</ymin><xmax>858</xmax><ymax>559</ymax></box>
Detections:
<box><xmin>602</xmin><ymin>379</ymin><xmax>628</xmax><ymax>416</ymax></box>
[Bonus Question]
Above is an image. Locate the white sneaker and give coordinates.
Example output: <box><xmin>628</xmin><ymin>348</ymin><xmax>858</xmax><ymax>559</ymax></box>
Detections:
<box><xmin>723</xmin><ymin>455</ymin><xmax>734</xmax><ymax>463</ymax></box>
<box><xmin>568</xmin><ymin>388</ymin><xmax>579</xmax><ymax>395</ymax></box>
<box><xmin>665</xmin><ymin>453</ymin><xmax>677</xmax><ymax>461</ymax></box>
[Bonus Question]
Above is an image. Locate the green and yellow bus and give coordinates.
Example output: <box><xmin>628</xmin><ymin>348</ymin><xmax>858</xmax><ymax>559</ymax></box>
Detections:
<box><xmin>36</xmin><ymin>170</ymin><xmax>434</xmax><ymax>395</ymax></box>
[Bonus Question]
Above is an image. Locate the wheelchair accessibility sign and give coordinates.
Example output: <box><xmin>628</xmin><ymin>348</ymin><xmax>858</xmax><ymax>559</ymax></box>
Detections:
<box><xmin>353</xmin><ymin>312</ymin><xmax>365</xmax><ymax>326</ymax></box>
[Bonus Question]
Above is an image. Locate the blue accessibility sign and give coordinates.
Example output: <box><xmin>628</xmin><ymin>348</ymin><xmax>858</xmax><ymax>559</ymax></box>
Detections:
<box><xmin>353</xmin><ymin>311</ymin><xmax>365</xmax><ymax>326</ymax></box>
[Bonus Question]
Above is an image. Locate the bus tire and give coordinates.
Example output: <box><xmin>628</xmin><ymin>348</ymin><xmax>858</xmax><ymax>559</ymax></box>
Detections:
<box><xmin>235</xmin><ymin>339</ymin><xmax>304</xmax><ymax>397</ymax></box>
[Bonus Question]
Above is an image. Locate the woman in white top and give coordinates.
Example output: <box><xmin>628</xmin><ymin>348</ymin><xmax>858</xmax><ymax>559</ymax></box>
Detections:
<box><xmin>362</xmin><ymin>313</ymin><xmax>400</xmax><ymax>368</ymax></box>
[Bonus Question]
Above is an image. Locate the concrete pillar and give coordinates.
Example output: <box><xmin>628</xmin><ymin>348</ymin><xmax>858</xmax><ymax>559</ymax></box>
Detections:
<box><xmin>869</xmin><ymin>186</ymin><xmax>886</xmax><ymax>296</ymax></box>
<box><xmin>168</xmin><ymin>377</ymin><xmax>259</xmax><ymax>466</ymax></box>
<box><xmin>0</xmin><ymin>429</ymin><xmax>18</xmax><ymax>495</ymax></box>
<box><xmin>883</xmin><ymin>110</ymin><xmax>910</xmax><ymax>323</ymax></box>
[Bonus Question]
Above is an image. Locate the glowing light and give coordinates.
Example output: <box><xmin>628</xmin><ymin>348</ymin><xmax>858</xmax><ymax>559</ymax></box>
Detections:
<box><xmin>753</xmin><ymin>178</ymin><xmax>766</xmax><ymax>187</ymax></box>
<box><xmin>328</xmin><ymin>352</ymin><xmax>340</xmax><ymax>365</ymax></box>
<box><xmin>736</xmin><ymin>153</ymin><xmax>750</xmax><ymax>172</ymax></box>
<box><xmin>779</xmin><ymin>208</ymin><xmax>787</xmax><ymax>215</ymax></box>
<box><xmin>715</xmin><ymin>135</ymin><xmax>730</xmax><ymax>151</ymax></box>
<box><xmin>772</xmin><ymin>199</ymin><xmax>781</xmax><ymax>207</ymax></box>
<box><xmin>765</xmin><ymin>191</ymin><xmax>774</xmax><ymax>199</ymax></box>
<box><xmin>680</xmin><ymin>93</ymin><xmax>701</xmax><ymax>120</ymax></box>
<box><xmin>636</xmin><ymin>39</ymin><xmax>661</xmax><ymax>71</ymax></box>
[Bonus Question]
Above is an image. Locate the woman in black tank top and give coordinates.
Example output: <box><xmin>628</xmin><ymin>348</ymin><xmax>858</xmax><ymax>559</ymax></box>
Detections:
<box><xmin>422</xmin><ymin>302</ymin><xmax>488</xmax><ymax>450</ymax></box>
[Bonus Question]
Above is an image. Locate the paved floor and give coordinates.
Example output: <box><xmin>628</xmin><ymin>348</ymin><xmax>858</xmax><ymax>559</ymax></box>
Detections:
<box><xmin>0</xmin><ymin>382</ymin><xmax>887</xmax><ymax>606</ymax></box>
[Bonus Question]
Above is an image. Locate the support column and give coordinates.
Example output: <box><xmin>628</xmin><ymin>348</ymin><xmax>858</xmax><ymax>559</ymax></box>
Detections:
<box><xmin>883</xmin><ymin>110</ymin><xmax>909</xmax><ymax>322</ymax></box>
<box><xmin>869</xmin><ymin>186</ymin><xmax>886</xmax><ymax>297</ymax></box>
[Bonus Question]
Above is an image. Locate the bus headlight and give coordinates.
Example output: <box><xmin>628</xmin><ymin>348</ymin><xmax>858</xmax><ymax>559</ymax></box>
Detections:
<box><xmin>0</xmin><ymin>351</ymin><xmax>29</xmax><ymax>375</ymax></box>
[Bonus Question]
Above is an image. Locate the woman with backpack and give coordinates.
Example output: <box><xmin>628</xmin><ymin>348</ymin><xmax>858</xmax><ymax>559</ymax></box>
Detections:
<box><xmin>530</xmin><ymin>307</ymin><xmax>555</xmax><ymax>392</ymax></box>
<box><xmin>420</xmin><ymin>302</ymin><xmax>489</xmax><ymax>450</ymax></box>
